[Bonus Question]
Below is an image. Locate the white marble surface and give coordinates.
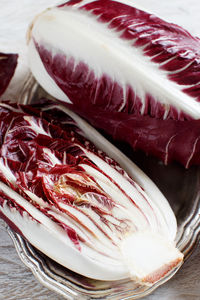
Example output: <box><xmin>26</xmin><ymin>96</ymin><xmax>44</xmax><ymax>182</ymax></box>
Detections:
<box><xmin>1</xmin><ymin>0</ymin><xmax>200</xmax><ymax>299</ymax></box>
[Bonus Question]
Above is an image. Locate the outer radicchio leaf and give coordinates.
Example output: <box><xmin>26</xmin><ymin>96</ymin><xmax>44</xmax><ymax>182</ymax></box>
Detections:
<box><xmin>0</xmin><ymin>101</ymin><xmax>183</xmax><ymax>284</ymax></box>
<box><xmin>28</xmin><ymin>0</ymin><xmax>200</xmax><ymax>120</ymax></box>
<box><xmin>0</xmin><ymin>53</ymin><xmax>18</xmax><ymax>96</ymax></box>
<box><xmin>65</xmin><ymin>103</ymin><xmax>200</xmax><ymax>168</ymax></box>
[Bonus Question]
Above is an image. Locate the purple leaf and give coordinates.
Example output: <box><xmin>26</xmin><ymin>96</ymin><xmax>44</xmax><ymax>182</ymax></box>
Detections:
<box><xmin>0</xmin><ymin>53</ymin><xmax>18</xmax><ymax>96</ymax></box>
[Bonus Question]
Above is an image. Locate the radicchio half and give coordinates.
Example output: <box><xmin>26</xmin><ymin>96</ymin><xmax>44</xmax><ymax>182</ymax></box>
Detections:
<box><xmin>0</xmin><ymin>100</ymin><xmax>183</xmax><ymax>284</ymax></box>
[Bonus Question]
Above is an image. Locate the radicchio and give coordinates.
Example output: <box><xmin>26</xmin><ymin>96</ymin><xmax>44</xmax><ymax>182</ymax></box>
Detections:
<box><xmin>0</xmin><ymin>101</ymin><xmax>183</xmax><ymax>284</ymax></box>
<box><xmin>68</xmin><ymin>103</ymin><xmax>200</xmax><ymax>168</ymax></box>
<box><xmin>28</xmin><ymin>0</ymin><xmax>200</xmax><ymax>167</ymax></box>
<box><xmin>0</xmin><ymin>52</ymin><xmax>18</xmax><ymax>96</ymax></box>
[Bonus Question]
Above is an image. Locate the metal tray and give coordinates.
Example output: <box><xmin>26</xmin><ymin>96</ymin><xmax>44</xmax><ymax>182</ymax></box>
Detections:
<box><xmin>5</xmin><ymin>76</ymin><xmax>200</xmax><ymax>299</ymax></box>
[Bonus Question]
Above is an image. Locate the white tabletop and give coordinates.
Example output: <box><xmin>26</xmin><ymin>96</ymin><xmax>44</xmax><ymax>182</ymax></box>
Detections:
<box><xmin>1</xmin><ymin>0</ymin><xmax>200</xmax><ymax>299</ymax></box>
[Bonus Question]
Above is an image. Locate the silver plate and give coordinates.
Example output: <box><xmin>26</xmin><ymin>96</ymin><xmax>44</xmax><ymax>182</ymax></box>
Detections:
<box><xmin>5</xmin><ymin>76</ymin><xmax>200</xmax><ymax>299</ymax></box>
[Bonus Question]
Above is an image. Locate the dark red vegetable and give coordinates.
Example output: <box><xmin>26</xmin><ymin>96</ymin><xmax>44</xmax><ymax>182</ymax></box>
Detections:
<box><xmin>67</xmin><ymin>103</ymin><xmax>200</xmax><ymax>168</ymax></box>
<box><xmin>0</xmin><ymin>53</ymin><xmax>18</xmax><ymax>96</ymax></box>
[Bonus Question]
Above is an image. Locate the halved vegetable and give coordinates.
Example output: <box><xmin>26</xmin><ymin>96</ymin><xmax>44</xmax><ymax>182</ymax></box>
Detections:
<box><xmin>28</xmin><ymin>0</ymin><xmax>200</xmax><ymax>167</ymax></box>
<box><xmin>0</xmin><ymin>101</ymin><xmax>183</xmax><ymax>284</ymax></box>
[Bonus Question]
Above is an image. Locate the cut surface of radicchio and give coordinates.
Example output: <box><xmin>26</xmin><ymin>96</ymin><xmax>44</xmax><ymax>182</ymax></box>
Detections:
<box><xmin>28</xmin><ymin>0</ymin><xmax>200</xmax><ymax>167</ymax></box>
<box><xmin>0</xmin><ymin>100</ymin><xmax>183</xmax><ymax>284</ymax></box>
